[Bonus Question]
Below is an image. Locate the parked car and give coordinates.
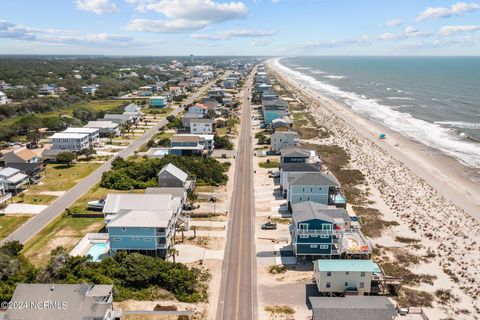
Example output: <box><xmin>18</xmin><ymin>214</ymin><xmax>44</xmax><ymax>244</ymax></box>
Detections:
<box><xmin>268</xmin><ymin>171</ymin><xmax>280</xmax><ymax>178</ymax></box>
<box><xmin>261</xmin><ymin>221</ymin><xmax>277</xmax><ymax>230</ymax></box>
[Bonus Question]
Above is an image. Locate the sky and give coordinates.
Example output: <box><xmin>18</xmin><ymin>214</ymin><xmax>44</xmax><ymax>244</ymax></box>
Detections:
<box><xmin>0</xmin><ymin>0</ymin><xmax>479</xmax><ymax>56</ymax></box>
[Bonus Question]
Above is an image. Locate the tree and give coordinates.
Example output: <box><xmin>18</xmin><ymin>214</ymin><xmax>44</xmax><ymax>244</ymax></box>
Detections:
<box><xmin>214</xmin><ymin>135</ymin><xmax>233</xmax><ymax>150</ymax></box>
<box><xmin>78</xmin><ymin>147</ymin><xmax>96</xmax><ymax>161</ymax></box>
<box><xmin>56</xmin><ymin>151</ymin><xmax>76</xmax><ymax>167</ymax></box>
<box><xmin>168</xmin><ymin>247</ymin><xmax>179</xmax><ymax>263</ymax></box>
<box><xmin>26</xmin><ymin>129</ymin><xmax>41</xmax><ymax>145</ymax></box>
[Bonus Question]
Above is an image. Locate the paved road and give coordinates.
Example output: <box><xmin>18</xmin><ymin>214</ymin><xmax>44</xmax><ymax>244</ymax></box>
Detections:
<box><xmin>1</xmin><ymin>78</ymin><xmax>219</xmax><ymax>245</ymax></box>
<box><xmin>216</xmin><ymin>67</ymin><xmax>257</xmax><ymax>320</ymax></box>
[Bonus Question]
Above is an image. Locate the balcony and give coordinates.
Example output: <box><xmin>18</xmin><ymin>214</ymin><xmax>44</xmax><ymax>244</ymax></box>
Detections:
<box><xmin>296</xmin><ymin>228</ymin><xmax>343</xmax><ymax>236</ymax></box>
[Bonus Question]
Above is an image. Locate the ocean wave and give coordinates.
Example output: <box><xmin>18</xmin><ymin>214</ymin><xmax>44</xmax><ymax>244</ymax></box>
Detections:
<box><xmin>310</xmin><ymin>70</ymin><xmax>326</xmax><ymax>74</ymax></box>
<box><xmin>324</xmin><ymin>75</ymin><xmax>346</xmax><ymax>79</ymax></box>
<box><xmin>272</xmin><ymin>58</ymin><xmax>480</xmax><ymax>168</ymax></box>
<box><xmin>435</xmin><ymin>121</ymin><xmax>480</xmax><ymax>130</ymax></box>
<box><xmin>385</xmin><ymin>97</ymin><xmax>413</xmax><ymax>100</ymax></box>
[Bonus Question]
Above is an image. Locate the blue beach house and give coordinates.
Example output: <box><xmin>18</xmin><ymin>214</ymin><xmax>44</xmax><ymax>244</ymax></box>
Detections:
<box><xmin>149</xmin><ymin>95</ymin><xmax>168</xmax><ymax>108</ymax></box>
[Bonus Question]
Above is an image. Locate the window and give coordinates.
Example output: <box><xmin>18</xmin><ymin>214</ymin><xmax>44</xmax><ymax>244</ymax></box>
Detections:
<box><xmin>310</xmin><ymin>188</ymin><xmax>313</xmax><ymax>192</ymax></box>
<box><xmin>302</xmin><ymin>188</ymin><xmax>305</xmax><ymax>192</ymax></box>
<box><xmin>143</xmin><ymin>238</ymin><xmax>151</xmax><ymax>241</ymax></box>
<box><xmin>319</xmin><ymin>245</ymin><xmax>328</xmax><ymax>249</ymax></box>
<box><xmin>319</xmin><ymin>187</ymin><xmax>322</xmax><ymax>191</ymax></box>
<box><xmin>346</xmin><ymin>272</ymin><xmax>349</xmax><ymax>275</ymax></box>
<box><xmin>360</xmin><ymin>282</ymin><xmax>365</xmax><ymax>289</ymax></box>
<box><xmin>360</xmin><ymin>272</ymin><xmax>365</xmax><ymax>277</ymax></box>
<box><xmin>299</xmin><ymin>223</ymin><xmax>308</xmax><ymax>231</ymax></box>
<box><xmin>300</xmin><ymin>235</ymin><xmax>308</xmax><ymax>238</ymax></box>
<box><xmin>122</xmin><ymin>227</ymin><xmax>126</xmax><ymax>232</ymax></box>
<box><xmin>132</xmin><ymin>237</ymin><xmax>138</xmax><ymax>240</ymax></box>
<box><xmin>113</xmin><ymin>238</ymin><xmax>121</xmax><ymax>241</ymax></box>
<box><xmin>320</xmin><ymin>235</ymin><xmax>329</xmax><ymax>239</ymax></box>
<box><xmin>345</xmin><ymin>282</ymin><xmax>348</xmax><ymax>287</ymax></box>
<box><xmin>326</xmin><ymin>272</ymin><xmax>331</xmax><ymax>277</ymax></box>
<box><xmin>307</xmin><ymin>197</ymin><xmax>310</xmax><ymax>201</ymax></box>
<box><xmin>310</xmin><ymin>245</ymin><xmax>317</xmax><ymax>248</ymax></box>
<box><xmin>326</xmin><ymin>282</ymin><xmax>331</xmax><ymax>288</ymax></box>
<box><xmin>299</xmin><ymin>197</ymin><xmax>302</xmax><ymax>202</ymax></box>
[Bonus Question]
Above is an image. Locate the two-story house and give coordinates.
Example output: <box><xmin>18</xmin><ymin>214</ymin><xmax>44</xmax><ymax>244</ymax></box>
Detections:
<box><xmin>313</xmin><ymin>260</ymin><xmax>383</xmax><ymax>296</ymax></box>
<box><xmin>291</xmin><ymin>201</ymin><xmax>372</xmax><ymax>259</ymax></box>
<box><xmin>49</xmin><ymin>132</ymin><xmax>90</xmax><ymax>152</ymax></box>
<box><xmin>63</xmin><ymin>127</ymin><xmax>100</xmax><ymax>147</ymax></box>
<box><xmin>3</xmin><ymin>148</ymin><xmax>43</xmax><ymax>176</ymax></box>
<box><xmin>150</xmin><ymin>95</ymin><xmax>168</xmax><ymax>108</ymax></box>
<box><xmin>4</xmin><ymin>283</ymin><xmax>116</xmax><ymax>320</ymax></box>
<box><xmin>287</xmin><ymin>171</ymin><xmax>345</xmax><ymax>208</ymax></box>
<box><xmin>271</xmin><ymin>131</ymin><xmax>300</xmax><ymax>153</ymax></box>
<box><xmin>84</xmin><ymin>121</ymin><xmax>120</xmax><ymax>137</ymax></box>
<box><xmin>170</xmin><ymin>135</ymin><xmax>205</xmax><ymax>156</ymax></box>
<box><xmin>262</xmin><ymin>99</ymin><xmax>289</xmax><ymax>124</ymax></box>
<box><xmin>271</xmin><ymin>117</ymin><xmax>292</xmax><ymax>132</ymax></box>
<box><xmin>280</xmin><ymin>147</ymin><xmax>312</xmax><ymax>163</ymax></box>
<box><xmin>188</xmin><ymin>104</ymin><xmax>208</xmax><ymax>116</ymax></box>
<box><xmin>104</xmin><ymin>193</ymin><xmax>184</xmax><ymax>258</ymax></box>
<box><xmin>158</xmin><ymin>163</ymin><xmax>195</xmax><ymax>191</ymax></box>
<box><xmin>280</xmin><ymin>162</ymin><xmax>322</xmax><ymax>197</ymax></box>
<box><xmin>0</xmin><ymin>167</ymin><xmax>29</xmax><ymax>194</ymax></box>
<box><xmin>182</xmin><ymin>112</ymin><xmax>204</xmax><ymax>127</ymax></box>
<box><xmin>190</xmin><ymin>118</ymin><xmax>214</xmax><ymax>134</ymax></box>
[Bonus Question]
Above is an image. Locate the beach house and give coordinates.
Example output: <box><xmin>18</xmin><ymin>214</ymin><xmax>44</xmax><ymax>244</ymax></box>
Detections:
<box><xmin>84</xmin><ymin>121</ymin><xmax>120</xmax><ymax>137</ymax></box>
<box><xmin>81</xmin><ymin>85</ymin><xmax>98</xmax><ymax>96</ymax></box>
<box><xmin>207</xmin><ymin>87</ymin><xmax>225</xmax><ymax>99</ymax></box>
<box><xmin>63</xmin><ymin>127</ymin><xmax>100</xmax><ymax>147</ymax></box>
<box><xmin>188</xmin><ymin>103</ymin><xmax>209</xmax><ymax>116</ymax></box>
<box><xmin>172</xmin><ymin>134</ymin><xmax>214</xmax><ymax>153</ymax></box>
<box><xmin>313</xmin><ymin>260</ymin><xmax>382</xmax><ymax>295</ymax></box>
<box><xmin>103</xmin><ymin>193</ymin><xmax>185</xmax><ymax>257</ymax></box>
<box><xmin>124</xmin><ymin>103</ymin><xmax>142</xmax><ymax>114</ymax></box>
<box><xmin>279</xmin><ymin>162</ymin><xmax>322</xmax><ymax>196</ymax></box>
<box><xmin>309</xmin><ymin>296</ymin><xmax>397</xmax><ymax>320</ymax></box>
<box><xmin>0</xmin><ymin>167</ymin><xmax>29</xmax><ymax>195</ymax></box>
<box><xmin>182</xmin><ymin>112</ymin><xmax>204</xmax><ymax>127</ymax></box>
<box><xmin>49</xmin><ymin>132</ymin><xmax>90</xmax><ymax>152</ymax></box>
<box><xmin>271</xmin><ymin>117</ymin><xmax>292</xmax><ymax>132</ymax></box>
<box><xmin>262</xmin><ymin>99</ymin><xmax>289</xmax><ymax>124</ymax></box>
<box><xmin>157</xmin><ymin>163</ymin><xmax>195</xmax><ymax>191</ymax></box>
<box><xmin>4</xmin><ymin>283</ymin><xmax>116</xmax><ymax>320</ymax></box>
<box><xmin>291</xmin><ymin>202</ymin><xmax>372</xmax><ymax>259</ymax></box>
<box><xmin>270</xmin><ymin>131</ymin><xmax>300</xmax><ymax>152</ymax></box>
<box><xmin>150</xmin><ymin>96</ymin><xmax>168</xmax><ymax>108</ymax></box>
<box><xmin>103</xmin><ymin>113</ymin><xmax>135</xmax><ymax>125</ymax></box>
<box><xmin>287</xmin><ymin>171</ymin><xmax>346</xmax><ymax>207</ymax></box>
<box><xmin>170</xmin><ymin>135</ymin><xmax>205</xmax><ymax>156</ymax></box>
<box><xmin>280</xmin><ymin>146</ymin><xmax>318</xmax><ymax>164</ymax></box>
<box><xmin>190</xmin><ymin>118</ymin><xmax>214</xmax><ymax>134</ymax></box>
<box><xmin>3</xmin><ymin>148</ymin><xmax>43</xmax><ymax>176</ymax></box>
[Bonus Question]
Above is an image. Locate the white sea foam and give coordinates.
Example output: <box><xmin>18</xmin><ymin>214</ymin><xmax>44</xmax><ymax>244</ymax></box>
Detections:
<box><xmin>273</xmin><ymin>58</ymin><xmax>480</xmax><ymax>168</ymax></box>
<box><xmin>310</xmin><ymin>70</ymin><xmax>326</xmax><ymax>74</ymax></box>
<box><xmin>386</xmin><ymin>97</ymin><xmax>413</xmax><ymax>100</ymax></box>
<box><xmin>324</xmin><ymin>75</ymin><xmax>346</xmax><ymax>79</ymax></box>
<box><xmin>435</xmin><ymin>121</ymin><xmax>480</xmax><ymax>130</ymax></box>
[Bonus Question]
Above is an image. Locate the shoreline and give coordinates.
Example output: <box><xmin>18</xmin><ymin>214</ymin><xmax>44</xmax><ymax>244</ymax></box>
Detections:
<box><xmin>267</xmin><ymin>58</ymin><xmax>480</xmax><ymax>318</ymax></box>
<box><xmin>269</xmin><ymin>58</ymin><xmax>480</xmax><ymax>222</ymax></box>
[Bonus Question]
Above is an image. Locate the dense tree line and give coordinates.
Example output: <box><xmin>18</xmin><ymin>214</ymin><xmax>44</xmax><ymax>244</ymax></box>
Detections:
<box><xmin>100</xmin><ymin>155</ymin><xmax>229</xmax><ymax>190</ymax></box>
<box><xmin>0</xmin><ymin>242</ymin><xmax>208</xmax><ymax>303</ymax></box>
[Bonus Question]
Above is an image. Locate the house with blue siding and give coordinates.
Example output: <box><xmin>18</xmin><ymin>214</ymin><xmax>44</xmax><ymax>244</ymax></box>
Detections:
<box><xmin>287</xmin><ymin>171</ymin><xmax>346</xmax><ymax>208</ymax></box>
<box><xmin>262</xmin><ymin>99</ymin><xmax>288</xmax><ymax>124</ymax></box>
<box><xmin>291</xmin><ymin>202</ymin><xmax>372</xmax><ymax>260</ymax></box>
<box><xmin>103</xmin><ymin>193</ymin><xmax>185</xmax><ymax>258</ymax></box>
<box><xmin>150</xmin><ymin>96</ymin><xmax>168</xmax><ymax>108</ymax></box>
<box><xmin>280</xmin><ymin>162</ymin><xmax>322</xmax><ymax>197</ymax></box>
<box><xmin>170</xmin><ymin>135</ymin><xmax>206</xmax><ymax>156</ymax></box>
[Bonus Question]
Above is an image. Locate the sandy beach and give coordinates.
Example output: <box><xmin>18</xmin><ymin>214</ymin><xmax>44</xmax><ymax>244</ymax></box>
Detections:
<box><xmin>268</xmin><ymin>58</ymin><xmax>480</xmax><ymax>319</ymax></box>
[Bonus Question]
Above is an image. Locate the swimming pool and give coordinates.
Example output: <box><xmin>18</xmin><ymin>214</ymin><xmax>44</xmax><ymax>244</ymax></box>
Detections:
<box><xmin>86</xmin><ymin>242</ymin><xmax>109</xmax><ymax>262</ymax></box>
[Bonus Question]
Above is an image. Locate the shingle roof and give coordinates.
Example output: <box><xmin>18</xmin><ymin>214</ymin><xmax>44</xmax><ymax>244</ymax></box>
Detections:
<box><xmin>292</xmin><ymin>201</ymin><xmax>348</xmax><ymax>223</ymax></box>
<box><xmin>310</xmin><ymin>296</ymin><xmax>397</xmax><ymax>320</ymax></box>
<box><xmin>288</xmin><ymin>171</ymin><xmax>340</xmax><ymax>187</ymax></box>
<box><xmin>280</xmin><ymin>147</ymin><xmax>312</xmax><ymax>158</ymax></box>
<box><xmin>4</xmin><ymin>283</ymin><xmax>113</xmax><ymax>320</ymax></box>
<box><xmin>12</xmin><ymin>148</ymin><xmax>38</xmax><ymax>161</ymax></box>
<box><xmin>280</xmin><ymin>163</ymin><xmax>320</xmax><ymax>172</ymax></box>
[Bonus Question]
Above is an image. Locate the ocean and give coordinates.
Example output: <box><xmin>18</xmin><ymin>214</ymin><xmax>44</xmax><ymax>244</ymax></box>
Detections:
<box><xmin>277</xmin><ymin>56</ymin><xmax>480</xmax><ymax>169</ymax></box>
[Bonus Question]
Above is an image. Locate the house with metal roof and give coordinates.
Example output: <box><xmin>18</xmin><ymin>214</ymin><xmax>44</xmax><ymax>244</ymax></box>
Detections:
<box><xmin>3</xmin><ymin>283</ymin><xmax>116</xmax><ymax>320</ymax></box>
<box><xmin>0</xmin><ymin>167</ymin><xmax>29</xmax><ymax>194</ymax></box>
<box><xmin>84</xmin><ymin>120</ymin><xmax>120</xmax><ymax>137</ymax></box>
<box><xmin>291</xmin><ymin>202</ymin><xmax>372</xmax><ymax>259</ymax></box>
<box><xmin>157</xmin><ymin>163</ymin><xmax>195</xmax><ymax>191</ymax></box>
<box><xmin>309</xmin><ymin>296</ymin><xmax>397</xmax><ymax>320</ymax></box>
<box><xmin>313</xmin><ymin>260</ymin><xmax>383</xmax><ymax>296</ymax></box>
<box><xmin>287</xmin><ymin>171</ymin><xmax>345</xmax><ymax>208</ymax></box>
<box><xmin>63</xmin><ymin>127</ymin><xmax>99</xmax><ymax>146</ymax></box>
<box><xmin>280</xmin><ymin>146</ymin><xmax>315</xmax><ymax>163</ymax></box>
<box><xmin>49</xmin><ymin>132</ymin><xmax>90</xmax><ymax>152</ymax></box>
<box><xmin>103</xmin><ymin>193</ymin><xmax>186</xmax><ymax>257</ymax></box>
<box><xmin>279</xmin><ymin>162</ymin><xmax>322</xmax><ymax>196</ymax></box>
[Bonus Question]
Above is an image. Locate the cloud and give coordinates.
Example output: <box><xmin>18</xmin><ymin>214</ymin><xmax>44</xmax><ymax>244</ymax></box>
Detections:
<box><xmin>378</xmin><ymin>26</ymin><xmax>431</xmax><ymax>41</ymax></box>
<box><xmin>303</xmin><ymin>37</ymin><xmax>372</xmax><ymax>49</ymax></box>
<box><xmin>0</xmin><ymin>20</ymin><xmax>143</xmax><ymax>47</ymax></box>
<box><xmin>0</xmin><ymin>21</ymin><xmax>36</xmax><ymax>40</ymax></box>
<box><xmin>416</xmin><ymin>2</ymin><xmax>480</xmax><ymax>21</ymax></box>
<box><xmin>125</xmin><ymin>0</ymin><xmax>247</xmax><ymax>32</ymax></box>
<box><xmin>75</xmin><ymin>0</ymin><xmax>119</xmax><ymax>14</ymax></box>
<box><xmin>439</xmin><ymin>25</ymin><xmax>480</xmax><ymax>35</ymax></box>
<box><xmin>387</xmin><ymin>19</ymin><xmax>402</xmax><ymax>27</ymax></box>
<box><xmin>191</xmin><ymin>29</ymin><xmax>275</xmax><ymax>40</ymax></box>
<box><xmin>251</xmin><ymin>39</ymin><xmax>272</xmax><ymax>46</ymax></box>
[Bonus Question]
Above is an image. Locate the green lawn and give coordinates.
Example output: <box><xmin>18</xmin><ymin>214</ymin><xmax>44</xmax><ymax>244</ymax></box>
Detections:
<box><xmin>33</xmin><ymin>163</ymin><xmax>102</xmax><ymax>192</ymax></box>
<box><xmin>23</xmin><ymin>215</ymin><xmax>104</xmax><ymax>266</ymax></box>
<box><xmin>259</xmin><ymin>160</ymin><xmax>280</xmax><ymax>169</ymax></box>
<box><xmin>143</xmin><ymin>107</ymin><xmax>173</xmax><ymax>116</ymax></box>
<box><xmin>0</xmin><ymin>215</ymin><xmax>31</xmax><ymax>240</ymax></box>
<box><xmin>216</xmin><ymin>127</ymin><xmax>228</xmax><ymax>136</ymax></box>
<box><xmin>12</xmin><ymin>194</ymin><xmax>57</xmax><ymax>205</ymax></box>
